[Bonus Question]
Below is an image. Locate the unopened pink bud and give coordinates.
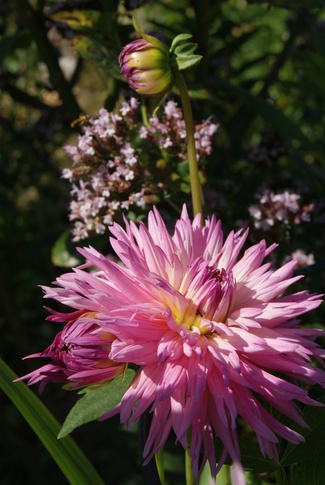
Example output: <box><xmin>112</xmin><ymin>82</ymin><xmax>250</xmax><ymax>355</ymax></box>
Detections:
<box><xmin>119</xmin><ymin>33</ymin><xmax>174</xmax><ymax>97</ymax></box>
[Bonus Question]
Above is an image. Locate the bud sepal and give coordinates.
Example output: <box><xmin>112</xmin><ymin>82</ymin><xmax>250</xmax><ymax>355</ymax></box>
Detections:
<box><xmin>169</xmin><ymin>33</ymin><xmax>202</xmax><ymax>71</ymax></box>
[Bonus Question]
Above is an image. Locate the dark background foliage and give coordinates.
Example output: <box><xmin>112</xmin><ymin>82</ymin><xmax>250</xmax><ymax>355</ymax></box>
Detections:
<box><xmin>1</xmin><ymin>0</ymin><xmax>325</xmax><ymax>483</ymax></box>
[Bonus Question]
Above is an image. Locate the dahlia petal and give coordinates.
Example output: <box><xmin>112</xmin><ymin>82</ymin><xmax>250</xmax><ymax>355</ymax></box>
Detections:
<box><xmin>138</xmin><ymin>223</ymin><xmax>172</xmax><ymax>278</ymax></box>
<box><xmin>235</xmin><ymin>389</ymin><xmax>278</xmax><ymax>442</ymax></box>
<box><xmin>230</xmin><ymin>462</ymin><xmax>246</xmax><ymax>485</ymax></box>
<box><xmin>170</xmin><ymin>389</ymin><xmax>188</xmax><ymax>447</ymax></box>
<box><xmin>227</xmin><ymin>327</ymin><xmax>266</xmax><ymax>352</ymax></box>
<box><xmin>203</xmin><ymin>217</ymin><xmax>223</xmax><ymax>260</ymax></box>
<box><xmin>149</xmin><ymin>207</ymin><xmax>176</xmax><ymax>262</ymax></box>
<box><xmin>187</xmin><ymin>357</ymin><xmax>209</xmax><ymax>402</ymax></box>
<box><xmin>99</xmin><ymin>402</ymin><xmax>121</xmax><ymax>421</ymax></box>
<box><xmin>210</xmin><ymin>320</ymin><xmax>234</xmax><ymax>336</ymax></box>
<box><xmin>143</xmin><ymin>401</ymin><xmax>171</xmax><ymax>458</ymax></box>
<box><xmin>155</xmin><ymin>361</ymin><xmax>186</xmax><ymax>401</ymax></box>
<box><xmin>110</xmin><ymin>339</ymin><xmax>158</xmax><ymax>365</ymax></box>
<box><xmin>227</xmin><ymin>316</ymin><xmax>262</xmax><ymax>330</ymax></box>
<box><xmin>217</xmin><ymin>231</ymin><xmax>235</xmax><ymax>269</ymax></box>
<box><xmin>176</xmin><ymin>391</ymin><xmax>205</xmax><ymax>440</ymax></box>
<box><xmin>209</xmin><ymin>404</ymin><xmax>240</xmax><ymax>463</ymax></box>
<box><xmin>232</xmin><ymin>241</ymin><xmax>267</xmax><ymax>281</ymax></box>
<box><xmin>255</xmin><ymin>275</ymin><xmax>303</xmax><ymax>301</ymax></box>
<box><xmin>208</xmin><ymin>371</ymin><xmax>237</xmax><ymax>428</ymax></box>
<box><xmin>120</xmin><ymin>367</ymin><xmax>157</xmax><ymax>424</ymax></box>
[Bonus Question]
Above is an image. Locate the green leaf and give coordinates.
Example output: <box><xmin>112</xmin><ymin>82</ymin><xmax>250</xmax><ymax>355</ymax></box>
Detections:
<box><xmin>170</xmin><ymin>33</ymin><xmax>193</xmax><ymax>53</ymax></box>
<box><xmin>280</xmin><ymin>396</ymin><xmax>325</xmax><ymax>467</ymax></box>
<box><xmin>289</xmin><ymin>448</ymin><xmax>325</xmax><ymax>485</ymax></box>
<box><xmin>238</xmin><ymin>436</ymin><xmax>277</xmax><ymax>475</ymax></box>
<box><xmin>176</xmin><ymin>54</ymin><xmax>203</xmax><ymax>71</ymax></box>
<box><xmin>50</xmin><ymin>10</ymin><xmax>115</xmax><ymax>36</ymax></box>
<box><xmin>0</xmin><ymin>29</ymin><xmax>30</xmax><ymax>65</ymax></box>
<box><xmin>0</xmin><ymin>357</ymin><xmax>105</xmax><ymax>485</ymax></box>
<box><xmin>173</xmin><ymin>41</ymin><xmax>202</xmax><ymax>71</ymax></box>
<box><xmin>58</xmin><ymin>368</ymin><xmax>136</xmax><ymax>438</ymax></box>
<box><xmin>247</xmin><ymin>0</ymin><xmax>325</xmax><ymax>6</ymax></box>
<box><xmin>304</xmin><ymin>51</ymin><xmax>325</xmax><ymax>97</ymax></box>
<box><xmin>218</xmin><ymin>79</ymin><xmax>312</xmax><ymax>149</ymax></box>
<box><xmin>174</xmin><ymin>42</ymin><xmax>199</xmax><ymax>57</ymax></box>
<box><xmin>51</xmin><ymin>229</ymin><xmax>82</xmax><ymax>267</ymax></box>
<box><xmin>72</xmin><ymin>35</ymin><xmax>123</xmax><ymax>79</ymax></box>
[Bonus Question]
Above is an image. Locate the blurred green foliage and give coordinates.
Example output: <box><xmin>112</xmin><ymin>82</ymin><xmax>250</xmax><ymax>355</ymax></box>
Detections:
<box><xmin>1</xmin><ymin>0</ymin><xmax>325</xmax><ymax>483</ymax></box>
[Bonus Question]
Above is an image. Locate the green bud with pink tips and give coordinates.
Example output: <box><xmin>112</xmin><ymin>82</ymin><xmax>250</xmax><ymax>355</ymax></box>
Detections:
<box><xmin>119</xmin><ymin>19</ymin><xmax>202</xmax><ymax>98</ymax></box>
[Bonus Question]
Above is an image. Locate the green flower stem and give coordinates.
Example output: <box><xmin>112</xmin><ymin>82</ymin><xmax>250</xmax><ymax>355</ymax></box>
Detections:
<box><xmin>217</xmin><ymin>464</ymin><xmax>230</xmax><ymax>485</ymax></box>
<box><xmin>185</xmin><ymin>428</ymin><xmax>194</xmax><ymax>485</ymax></box>
<box><xmin>141</xmin><ymin>98</ymin><xmax>150</xmax><ymax>128</ymax></box>
<box><xmin>173</xmin><ymin>70</ymin><xmax>203</xmax><ymax>221</ymax></box>
<box><xmin>155</xmin><ymin>448</ymin><xmax>165</xmax><ymax>485</ymax></box>
<box><xmin>276</xmin><ymin>469</ymin><xmax>282</xmax><ymax>485</ymax></box>
<box><xmin>185</xmin><ymin>447</ymin><xmax>194</xmax><ymax>485</ymax></box>
<box><xmin>275</xmin><ymin>467</ymin><xmax>289</xmax><ymax>485</ymax></box>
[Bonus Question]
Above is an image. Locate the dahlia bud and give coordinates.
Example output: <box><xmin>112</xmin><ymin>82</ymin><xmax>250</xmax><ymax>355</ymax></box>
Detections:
<box><xmin>119</xmin><ymin>21</ymin><xmax>174</xmax><ymax>97</ymax></box>
<box><xmin>17</xmin><ymin>312</ymin><xmax>125</xmax><ymax>392</ymax></box>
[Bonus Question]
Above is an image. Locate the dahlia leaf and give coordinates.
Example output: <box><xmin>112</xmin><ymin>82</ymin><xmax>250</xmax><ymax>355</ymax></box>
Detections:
<box><xmin>289</xmin><ymin>448</ymin><xmax>325</xmax><ymax>485</ymax></box>
<box><xmin>176</xmin><ymin>54</ymin><xmax>203</xmax><ymax>71</ymax></box>
<box><xmin>217</xmin><ymin>79</ymin><xmax>312</xmax><ymax>149</ymax></box>
<box><xmin>237</xmin><ymin>436</ymin><xmax>277</xmax><ymax>474</ymax></box>
<box><xmin>260</xmin><ymin>0</ymin><xmax>325</xmax><ymax>7</ymax></box>
<box><xmin>58</xmin><ymin>369</ymin><xmax>136</xmax><ymax>438</ymax></box>
<box><xmin>280</xmin><ymin>396</ymin><xmax>325</xmax><ymax>467</ymax></box>
<box><xmin>174</xmin><ymin>42</ymin><xmax>199</xmax><ymax>57</ymax></box>
<box><xmin>51</xmin><ymin>229</ymin><xmax>82</xmax><ymax>267</ymax></box>
<box><xmin>169</xmin><ymin>33</ymin><xmax>193</xmax><ymax>53</ymax></box>
<box><xmin>0</xmin><ymin>357</ymin><xmax>104</xmax><ymax>485</ymax></box>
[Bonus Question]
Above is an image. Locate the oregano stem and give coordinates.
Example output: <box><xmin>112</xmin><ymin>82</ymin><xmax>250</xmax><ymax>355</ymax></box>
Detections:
<box><xmin>174</xmin><ymin>70</ymin><xmax>203</xmax><ymax>221</ymax></box>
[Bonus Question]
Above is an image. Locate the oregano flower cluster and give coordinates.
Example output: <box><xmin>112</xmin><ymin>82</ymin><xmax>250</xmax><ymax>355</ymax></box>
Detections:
<box><xmin>63</xmin><ymin>98</ymin><xmax>218</xmax><ymax>240</ymax></box>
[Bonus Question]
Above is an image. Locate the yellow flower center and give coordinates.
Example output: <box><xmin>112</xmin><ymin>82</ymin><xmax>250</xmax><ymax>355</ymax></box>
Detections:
<box><xmin>174</xmin><ymin>303</ymin><xmax>202</xmax><ymax>331</ymax></box>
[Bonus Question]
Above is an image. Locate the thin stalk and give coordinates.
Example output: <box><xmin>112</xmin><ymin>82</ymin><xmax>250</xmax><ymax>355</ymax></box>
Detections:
<box><xmin>185</xmin><ymin>447</ymin><xmax>194</xmax><ymax>485</ymax></box>
<box><xmin>185</xmin><ymin>429</ymin><xmax>194</xmax><ymax>485</ymax></box>
<box><xmin>141</xmin><ymin>98</ymin><xmax>150</xmax><ymax>127</ymax></box>
<box><xmin>155</xmin><ymin>448</ymin><xmax>165</xmax><ymax>485</ymax></box>
<box><xmin>276</xmin><ymin>469</ymin><xmax>282</xmax><ymax>485</ymax></box>
<box><xmin>276</xmin><ymin>467</ymin><xmax>289</xmax><ymax>485</ymax></box>
<box><xmin>217</xmin><ymin>464</ymin><xmax>230</xmax><ymax>485</ymax></box>
<box><xmin>173</xmin><ymin>70</ymin><xmax>203</xmax><ymax>220</ymax></box>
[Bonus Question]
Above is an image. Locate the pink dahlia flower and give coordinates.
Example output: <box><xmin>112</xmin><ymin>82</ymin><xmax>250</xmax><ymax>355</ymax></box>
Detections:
<box><xmin>21</xmin><ymin>206</ymin><xmax>324</xmax><ymax>480</ymax></box>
